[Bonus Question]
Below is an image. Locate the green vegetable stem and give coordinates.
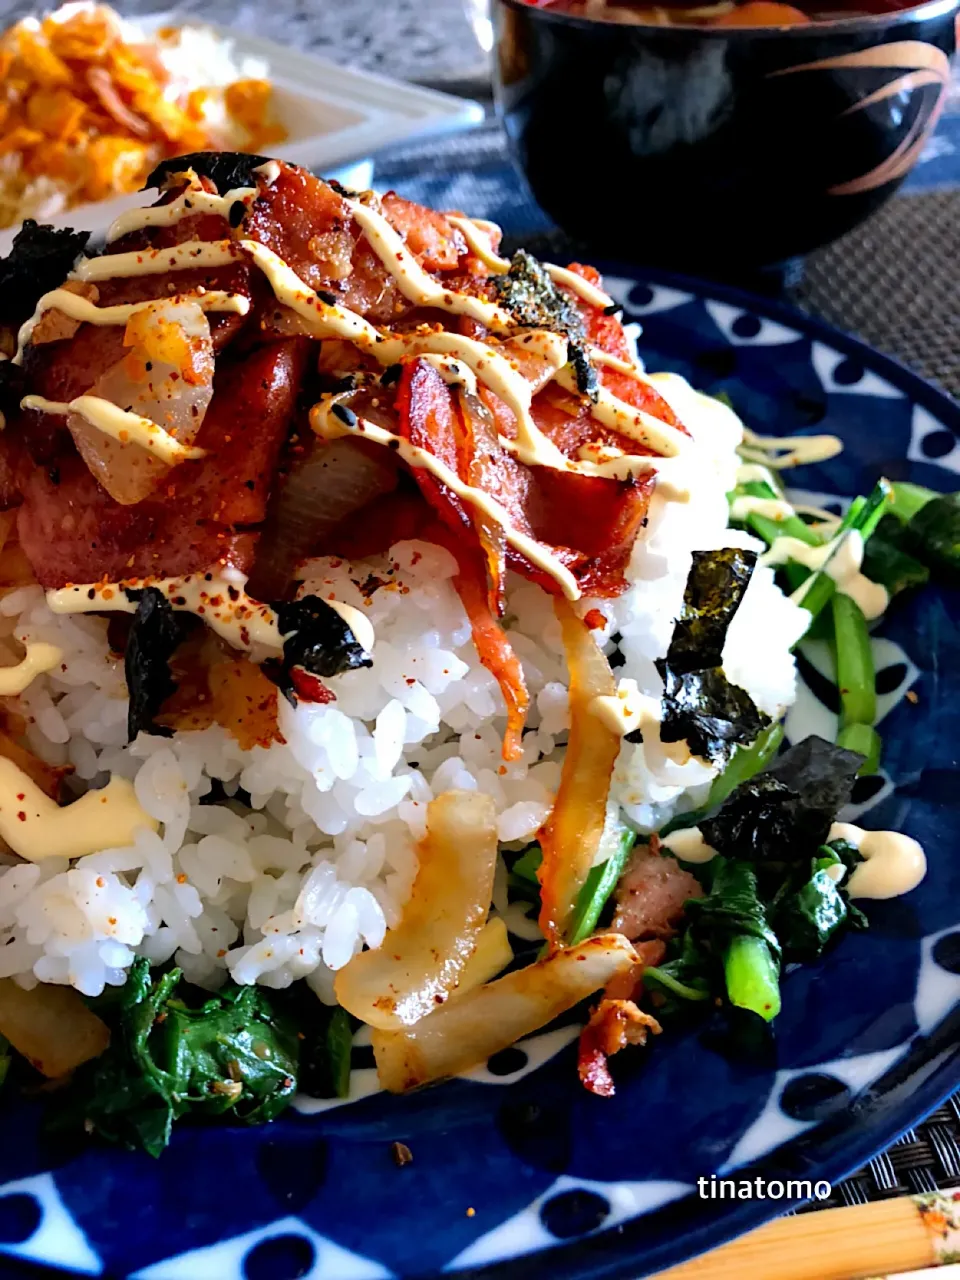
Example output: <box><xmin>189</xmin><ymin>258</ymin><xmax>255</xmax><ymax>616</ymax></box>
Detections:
<box><xmin>830</xmin><ymin>590</ymin><xmax>877</xmax><ymax>743</ymax></box>
<box><xmin>795</xmin><ymin>479</ymin><xmax>891</xmax><ymax>625</ymax></box>
<box><xmin>566</xmin><ymin>822</ymin><xmax>636</xmax><ymax>945</ymax></box>
<box><xmin>836</xmin><ymin>723</ymin><xmax>881</xmax><ymax>776</ymax></box>
<box><xmin>724</xmin><ymin>934</ymin><xmax>782</xmax><ymax>1022</ymax></box>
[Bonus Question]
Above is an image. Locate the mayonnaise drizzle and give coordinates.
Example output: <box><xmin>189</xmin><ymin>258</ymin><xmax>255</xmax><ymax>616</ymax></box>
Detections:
<box><xmin>762</xmin><ymin>528</ymin><xmax>888</xmax><ymax>620</ymax></box>
<box><xmin>46</xmin><ymin>574</ymin><xmax>375</xmax><ymax>656</ymax></box>
<box><xmin>660</xmin><ymin>826</ymin><xmax>718</xmax><ymax>864</ymax></box>
<box><xmin>740</xmin><ymin>426</ymin><xmax>843</xmax><ymax>470</ymax></box>
<box><xmin>0</xmin><ymin>760</ymin><xmax>156</xmax><ymax>862</ymax></box>
<box><xmin>73</xmin><ymin>240</ymin><xmax>243</xmax><ymax>283</ymax></box>
<box><xmin>589</xmin><ymin>677</ymin><xmax>659</xmax><ymax>737</ymax></box>
<box><xmin>446</xmin><ymin>215</ymin><xmax>615</xmax><ymax>308</ymax></box>
<box><xmin>21</xmin><ymin>395</ymin><xmax>208</xmax><ymax>466</ymax></box>
<box><xmin>13</xmin><ymin>288</ymin><xmax>248</xmax><ymax>366</ymax></box>
<box><xmin>346</xmin><ymin>200</ymin><xmax>517</xmax><ymax>332</ymax></box>
<box><xmin>829</xmin><ymin>821</ymin><xmax>927</xmax><ymax>900</ymax></box>
<box><xmin>729</xmin><ymin>494</ymin><xmax>796</xmax><ymax>523</ymax></box>
<box><xmin>106</xmin><ymin>184</ymin><xmax>259</xmax><ymax>243</ymax></box>
<box><xmin>0</xmin><ymin>642</ymin><xmax>62</xmax><ymax>695</ymax></box>
<box><xmin>310</xmin><ymin>399</ymin><xmax>583</xmax><ymax>600</ymax></box>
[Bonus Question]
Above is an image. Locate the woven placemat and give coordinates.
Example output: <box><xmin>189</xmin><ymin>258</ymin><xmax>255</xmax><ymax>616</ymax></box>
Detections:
<box><xmin>793</xmin><ymin>188</ymin><xmax>960</xmax><ymax>402</ymax></box>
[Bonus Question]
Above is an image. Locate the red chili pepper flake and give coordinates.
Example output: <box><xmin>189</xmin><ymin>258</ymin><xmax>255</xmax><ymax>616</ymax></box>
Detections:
<box><xmin>176</xmin><ymin>873</ymin><xmax>187</xmax><ymax>884</ymax></box>
<box><xmin>16</xmin><ymin>811</ymin><xmax>26</xmax><ymax>822</ymax></box>
<box><xmin>290</xmin><ymin>668</ymin><xmax>337</xmax><ymax>704</ymax></box>
<box><xmin>584</xmin><ymin>608</ymin><xmax>607</xmax><ymax>630</ymax></box>
<box><xmin>16</xmin><ymin>794</ymin><xmax>24</xmax><ymax>802</ymax></box>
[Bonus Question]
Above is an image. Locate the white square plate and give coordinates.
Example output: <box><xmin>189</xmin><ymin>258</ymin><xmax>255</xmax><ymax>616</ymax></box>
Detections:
<box><xmin>0</xmin><ymin>16</ymin><xmax>484</xmax><ymax>253</ymax></box>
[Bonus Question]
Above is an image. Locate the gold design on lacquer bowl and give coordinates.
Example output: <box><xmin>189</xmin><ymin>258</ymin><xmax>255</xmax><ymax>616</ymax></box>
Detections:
<box><xmin>770</xmin><ymin>41</ymin><xmax>951</xmax><ymax>195</ymax></box>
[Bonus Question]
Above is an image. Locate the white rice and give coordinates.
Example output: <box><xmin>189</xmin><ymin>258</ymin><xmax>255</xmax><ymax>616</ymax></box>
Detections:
<box><xmin>0</xmin><ymin>376</ymin><xmax>808</xmax><ymax>998</ymax></box>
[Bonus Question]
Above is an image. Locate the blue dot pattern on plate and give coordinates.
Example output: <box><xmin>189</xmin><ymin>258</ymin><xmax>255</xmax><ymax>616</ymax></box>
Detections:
<box><xmin>1</xmin><ymin>266</ymin><xmax>959</xmax><ymax>1280</ymax></box>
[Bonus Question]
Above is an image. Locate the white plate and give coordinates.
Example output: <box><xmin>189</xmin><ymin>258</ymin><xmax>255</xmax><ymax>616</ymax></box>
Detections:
<box><xmin>0</xmin><ymin>16</ymin><xmax>483</xmax><ymax>253</ymax></box>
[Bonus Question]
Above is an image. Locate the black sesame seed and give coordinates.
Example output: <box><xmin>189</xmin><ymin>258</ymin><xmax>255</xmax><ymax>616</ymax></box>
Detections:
<box><xmin>228</xmin><ymin>200</ymin><xmax>246</xmax><ymax>228</ymax></box>
<box><xmin>331</xmin><ymin>403</ymin><xmax>358</xmax><ymax>427</ymax></box>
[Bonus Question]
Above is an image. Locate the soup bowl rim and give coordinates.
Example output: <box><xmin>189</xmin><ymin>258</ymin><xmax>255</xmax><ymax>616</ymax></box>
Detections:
<box><xmin>495</xmin><ymin>0</ymin><xmax>960</xmax><ymax>40</ymax></box>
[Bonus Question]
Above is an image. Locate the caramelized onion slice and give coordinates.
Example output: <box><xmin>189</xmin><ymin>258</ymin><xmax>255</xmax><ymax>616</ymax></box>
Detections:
<box><xmin>372</xmin><ymin>933</ymin><xmax>638</xmax><ymax>1093</ymax></box>
<box><xmin>0</xmin><ymin>978</ymin><xmax>110</xmax><ymax>1078</ymax></box>
<box><xmin>249</xmin><ymin>437</ymin><xmax>399</xmax><ymax>600</ymax></box>
<box><xmin>335</xmin><ymin>789</ymin><xmax>499</xmax><ymax>1030</ymax></box>
<box><xmin>538</xmin><ymin>596</ymin><xmax>620</xmax><ymax>945</ymax></box>
<box><xmin>68</xmin><ymin>299</ymin><xmax>214</xmax><ymax>506</ymax></box>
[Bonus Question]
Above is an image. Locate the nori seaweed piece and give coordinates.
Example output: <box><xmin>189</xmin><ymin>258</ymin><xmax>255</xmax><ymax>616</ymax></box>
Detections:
<box><xmin>0</xmin><ymin>220</ymin><xmax>90</xmax><ymax>326</ymax></box>
<box><xmin>657</xmin><ymin>662</ymin><xmax>769</xmax><ymax>766</ymax></box>
<box><xmin>124</xmin><ymin>588</ymin><xmax>192</xmax><ymax>741</ymax></box>
<box><xmin>143</xmin><ymin>152</ymin><xmax>272</xmax><ymax>194</ymax></box>
<box><xmin>700</xmin><ymin>735</ymin><xmax>864</xmax><ymax>863</ymax></box>
<box><xmin>656</xmin><ymin>548</ymin><xmax>765</xmax><ymax>764</ymax></box>
<box><xmin>266</xmin><ymin>594</ymin><xmax>373</xmax><ymax>707</ymax></box>
<box><xmin>667</xmin><ymin>548</ymin><xmax>757</xmax><ymax>673</ymax></box>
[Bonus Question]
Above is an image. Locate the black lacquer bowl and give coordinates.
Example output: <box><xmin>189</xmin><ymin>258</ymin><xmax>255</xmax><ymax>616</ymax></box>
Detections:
<box><xmin>493</xmin><ymin>0</ymin><xmax>960</xmax><ymax>271</ymax></box>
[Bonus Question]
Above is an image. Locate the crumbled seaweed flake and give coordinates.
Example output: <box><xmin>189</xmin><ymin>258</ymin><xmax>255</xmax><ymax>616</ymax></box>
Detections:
<box><xmin>567</xmin><ymin>340</ymin><xmax>599</xmax><ymax>401</ymax></box>
<box><xmin>668</xmin><ymin>548</ymin><xmax>757</xmax><ymax>674</ymax></box>
<box><xmin>265</xmin><ymin>594</ymin><xmax>372</xmax><ymax>707</ymax></box>
<box><xmin>124</xmin><ymin>588</ymin><xmax>193</xmax><ymax>741</ymax></box>
<box><xmin>0</xmin><ymin>220</ymin><xmax>90</xmax><ymax>326</ymax></box>
<box><xmin>144</xmin><ymin>152</ymin><xmax>274</xmax><ymax>194</ymax></box>
<box><xmin>657</xmin><ymin>661</ymin><xmax>769</xmax><ymax>766</ymax></box>
<box><xmin>495</xmin><ymin>250</ymin><xmax>584</xmax><ymax>339</ymax></box>
<box><xmin>494</xmin><ymin>250</ymin><xmax>599</xmax><ymax>400</ymax></box>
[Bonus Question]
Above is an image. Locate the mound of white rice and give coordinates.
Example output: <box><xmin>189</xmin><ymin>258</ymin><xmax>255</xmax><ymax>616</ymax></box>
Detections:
<box><xmin>0</xmin><ymin>376</ymin><xmax>808</xmax><ymax>998</ymax></box>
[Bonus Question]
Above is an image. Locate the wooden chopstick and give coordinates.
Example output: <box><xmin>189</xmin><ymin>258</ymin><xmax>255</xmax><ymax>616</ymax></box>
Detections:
<box><xmin>654</xmin><ymin>1197</ymin><xmax>941</xmax><ymax>1280</ymax></box>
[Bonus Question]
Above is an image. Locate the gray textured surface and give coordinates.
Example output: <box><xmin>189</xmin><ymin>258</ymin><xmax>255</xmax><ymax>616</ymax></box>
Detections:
<box><xmin>795</xmin><ymin>188</ymin><xmax>960</xmax><ymax>400</ymax></box>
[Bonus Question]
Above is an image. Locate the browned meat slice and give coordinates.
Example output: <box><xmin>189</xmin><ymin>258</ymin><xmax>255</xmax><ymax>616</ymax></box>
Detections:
<box><xmin>17</xmin><ymin>337</ymin><xmax>306</xmax><ymax>587</ymax></box>
<box><xmin>380</xmin><ymin>192</ymin><xmax>467</xmax><ymax>272</ymax></box>
<box><xmin>18</xmin><ymin>453</ymin><xmax>256</xmax><ymax>587</ymax></box>
<box><xmin>161</xmin><ymin>338</ymin><xmax>310</xmax><ymax>528</ymax></box>
<box><xmin>578</xmin><ymin>999</ymin><xmax>662</xmax><ymax>1098</ymax></box>
<box><xmin>612</xmin><ymin>846</ymin><xmax>703</xmax><ymax>941</ymax></box>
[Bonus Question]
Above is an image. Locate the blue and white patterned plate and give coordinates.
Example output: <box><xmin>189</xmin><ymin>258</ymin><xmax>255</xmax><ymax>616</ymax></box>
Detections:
<box><xmin>1</xmin><ymin>266</ymin><xmax>958</xmax><ymax>1280</ymax></box>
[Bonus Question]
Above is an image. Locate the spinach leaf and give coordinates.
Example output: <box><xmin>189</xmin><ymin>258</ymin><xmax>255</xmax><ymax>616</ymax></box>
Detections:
<box><xmin>904</xmin><ymin>492</ymin><xmax>960</xmax><ymax>584</ymax></box>
<box><xmin>144</xmin><ymin>152</ymin><xmax>272</xmax><ymax>194</ymax></box>
<box><xmin>862</xmin><ymin>515</ymin><xmax>930</xmax><ymax>598</ymax></box>
<box><xmin>59</xmin><ymin>960</ymin><xmax>299</xmax><ymax>1157</ymax></box>
<box><xmin>643</xmin><ymin>932</ymin><xmax>713</xmax><ymax>1013</ymax></box>
<box><xmin>684</xmin><ymin>859</ymin><xmax>781</xmax><ymax>1022</ymax></box>
<box><xmin>124</xmin><ymin>588</ymin><xmax>193</xmax><ymax>741</ymax></box>
<box><xmin>267</xmin><ymin>595</ymin><xmax>373</xmax><ymax>707</ymax></box>
<box><xmin>0</xmin><ymin>220</ymin><xmax>90</xmax><ymax>326</ymax></box>
<box><xmin>658</xmin><ymin>663</ymin><xmax>769</xmax><ymax>766</ymax></box>
<box><xmin>774</xmin><ymin>864</ymin><xmax>849</xmax><ymax>961</ymax></box>
<box><xmin>701</xmin><ymin>735</ymin><xmax>863</xmax><ymax>863</ymax></box>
